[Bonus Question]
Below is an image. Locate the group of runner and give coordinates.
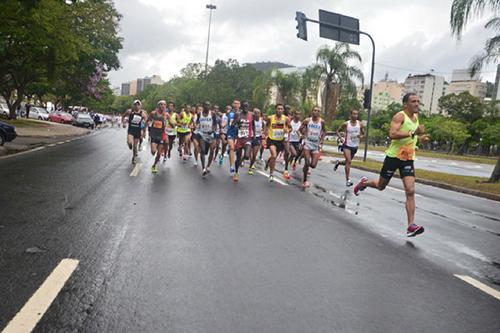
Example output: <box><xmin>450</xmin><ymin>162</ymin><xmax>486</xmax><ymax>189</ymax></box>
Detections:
<box><xmin>122</xmin><ymin>92</ymin><xmax>428</xmax><ymax>237</ymax></box>
<box><xmin>122</xmin><ymin>99</ymin><xmax>327</xmax><ymax>188</ymax></box>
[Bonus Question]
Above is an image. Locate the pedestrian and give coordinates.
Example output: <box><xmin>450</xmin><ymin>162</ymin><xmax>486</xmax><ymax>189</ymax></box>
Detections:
<box><xmin>353</xmin><ymin>93</ymin><xmax>431</xmax><ymax>237</ymax></box>
<box><xmin>25</xmin><ymin>102</ymin><xmax>31</xmax><ymax>119</ymax></box>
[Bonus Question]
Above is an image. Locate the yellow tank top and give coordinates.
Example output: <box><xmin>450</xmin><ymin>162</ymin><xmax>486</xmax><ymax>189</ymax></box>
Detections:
<box><xmin>386</xmin><ymin>111</ymin><xmax>419</xmax><ymax>161</ymax></box>
<box><xmin>177</xmin><ymin>112</ymin><xmax>192</xmax><ymax>133</ymax></box>
<box><xmin>268</xmin><ymin>114</ymin><xmax>286</xmax><ymax>141</ymax></box>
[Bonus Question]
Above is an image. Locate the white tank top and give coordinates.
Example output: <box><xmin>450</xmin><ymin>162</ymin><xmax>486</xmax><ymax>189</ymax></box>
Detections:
<box><xmin>289</xmin><ymin>120</ymin><xmax>302</xmax><ymax>142</ymax></box>
<box><xmin>254</xmin><ymin>118</ymin><xmax>263</xmax><ymax>138</ymax></box>
<box><xmin>197</xmin><ymin>111</ymin><xmax>213</xmax><ymax>134</ymax></box>
<box><xmin>345</xmin><ymin>120</ymin><xmax>360</xmax><ymax>147</ymax></box>
<box><xmin>305</xmin><ymin>118</ymin><xmax>322</xmax><ymax>144</ymax></box>
<box><xmin>221</xmin><ymin>114</ymin><xmax>228</xmax><ymax>134</ymax></box>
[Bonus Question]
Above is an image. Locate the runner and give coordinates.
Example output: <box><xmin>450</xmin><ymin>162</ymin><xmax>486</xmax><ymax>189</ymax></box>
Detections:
<box><xmin>147</xmin><ymin>101</ymin><xmax>169</xmax><ymax>173</ymax></box>
<box><xmin>283</xmin><ymin>105</ymin><xmax>293</xmax><ymax>179</ymax></box>
<box><xmin>288</xmin><ymin>110</ymin><xmax>303</xmax><ymax>174</ymax></box>
<box><xmin>176</xmin><ymin>107</ymin><xmax>193</xmax><ymax>161</ymax></box>
<box><xmin>233</xmin><ymin>101</ymin><xmax>253</xmax><ymax>182</ymax></box>
<box><xmin>164</xmin><ymin>101</ymin><xmax>177</xmax><ymax>160</ymax></box>
<box><xmin>353</xmin><ymin>93</ymin><xmax>430</xmax><ymax>237</ymax></box>
<box><xmin>300</xmin><ymin>106</ymin><xmax>326</xmax><ymax>188</ymax></box>
<box><xmin>193</xmin><ymin>101</ymin><xmax>217</xmax><ymax>176</ymax></box>
<box><xmin>212</xmin><ymin>105</ymin><xmax>222</xmax><ymax>163</ymax></box>
<box><xmin>122</xmin><ymin>99</ymin><xmax>146</xmax><ymax>164</ymax></box>
<box><xmin>226</xmin><ymin>99</ymin><xmax>241</xmax><ymax>177</ymax></box>
<box><xmin>264</xmin><ymin>104</ymin><xmax>290</xmax><ymax>182</ymax></box>
<box><xmin>333</xmin><ymin>109</ymin><xmax>365</xmax><ymax>186</ymax></box>
<box><xmin>191</xmin><ymin>105</ymin><xmax>204</xmax><ymax>167</ymax></box>
<box><xmin>218</xmin><ymin>105</ymin><xmax>231</xmax><ymax>166</ymax></box>
<box><xmin>248</xmin><ymin>108</ymin><xmax>263</xmax><ymax>175</ymax></box>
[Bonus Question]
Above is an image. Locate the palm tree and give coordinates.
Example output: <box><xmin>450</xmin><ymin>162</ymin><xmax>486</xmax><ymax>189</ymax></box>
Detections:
<box><xmin>316</xmin><ymin>43</ymin><xmax>364</xmax><ymax>122</ymax></box>
<box><xmin>299</xmin><ymin>65</ymin><xmax>322</xmax><ymax>107</ymax></box>
<box><xmin>450</xmin><ymin>0</ymin><xmax>500</xmax><ymax>183</ymax></box>
<box><xmin>273</xmin><ymin>70</ymin><xmax>300</xmax><ymax>106</ymax></box>
<box><xmin>450</xmin><ymin>0</ymin><xmax>500</xmax><ymax>75</ymax></box>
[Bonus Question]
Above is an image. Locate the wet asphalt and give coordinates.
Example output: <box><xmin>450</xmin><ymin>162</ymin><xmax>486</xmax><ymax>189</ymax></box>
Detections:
<box><xmin>0</xmin><ymin>128</ymin><xmax>499</xmax><ymax>332</ymax></box>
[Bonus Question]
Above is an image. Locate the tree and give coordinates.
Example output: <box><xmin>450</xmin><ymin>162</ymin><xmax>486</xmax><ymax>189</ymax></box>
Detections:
<box><xmin>315</xmin><ymin>43</ymin><xmax>364</xmax><ymax>122</ymax></box>
<box><xmin>438</xmin><ymin>92</ymin><xmax>483</xmax><ymax>122</ymax></box>
<box><xmin>0</xmin><ymin>0</ymin><xmax>122</xmax><ymax>118</ymax></box>
<box><xmin>450</xmin><ymin>0</ymin><xmax>500</xmax><ymax>75</ymax></box>
<box><xmin>273</xmin><ymin>71</ymin><xmax>300</xmax><ymax>106</ymax></box>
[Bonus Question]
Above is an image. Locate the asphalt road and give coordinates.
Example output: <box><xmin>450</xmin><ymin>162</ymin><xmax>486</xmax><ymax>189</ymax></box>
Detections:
<box><xmin>1</xmin><ymin>128</ymin><xmax>499</xmax><ymax>332</ymax></box>
<box><xmin>322</xmin><ymin>145</ymin><xmax>495</xmax><ymax>178</ymax></box>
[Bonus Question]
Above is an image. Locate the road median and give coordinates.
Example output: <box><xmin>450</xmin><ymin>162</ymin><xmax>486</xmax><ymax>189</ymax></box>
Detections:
<box><xmin>0</xmin><ymin>119</ymin><xmax>91</xmax><ymax>157</ymax></box>
<box><xmin>323</xmin><ymin>151</ymin><xmax>500</xmax><ymax>202</ymax></box>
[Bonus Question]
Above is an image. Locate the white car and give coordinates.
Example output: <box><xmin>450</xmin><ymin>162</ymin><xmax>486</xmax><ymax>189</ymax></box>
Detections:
<box><xmin>28</xmin><ymin>107</ymin><xmax>50</xmax><ymax>121</ymax></box>
<box><xmin>0</xmin><ymin>103</ymin><xmax>9</xmax><ymax>118</ymax></box>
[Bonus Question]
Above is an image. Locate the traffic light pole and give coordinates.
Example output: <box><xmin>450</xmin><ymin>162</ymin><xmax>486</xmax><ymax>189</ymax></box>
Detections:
<box><xmin>302</xmin><ymin>18</ymin><xmax>375</xmax><ymax>162</ymax></box>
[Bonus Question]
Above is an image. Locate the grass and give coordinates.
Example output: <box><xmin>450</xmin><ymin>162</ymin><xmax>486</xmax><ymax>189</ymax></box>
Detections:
<box><xmin>323</xmin><ymin>151</ymin><xmax>500</xmax><ymax>196</ymax></box>
<box><xmin>1</xmin><ymin>118</ymin><xmax>51</xmax><ymax>128</ymax></box>
<box><xmin>324</xmin><ymin>141</ymin><xmax>497</xmax><ymax>165</ymax></box>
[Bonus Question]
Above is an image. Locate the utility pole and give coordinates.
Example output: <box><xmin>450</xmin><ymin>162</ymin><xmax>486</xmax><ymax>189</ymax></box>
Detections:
<box><xmin>205</xmin><ymin>4</ymin><xmax>217</xmax><ymax>76</ymax></box>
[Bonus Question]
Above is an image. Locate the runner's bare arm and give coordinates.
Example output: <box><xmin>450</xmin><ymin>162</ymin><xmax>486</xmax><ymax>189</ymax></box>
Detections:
<box><xmin>389</xmin><ymin>112</ymin><xmax>412</xmax><ymax>139</ymax></box>
<box><xmin>299</xmin><ymin>118</ymin><xmax>308</xmax><ymax>136</ymax></box>
<box><xmin>336</xmin><ymin>122</ymin><xmax>346</xmax><ymax>139</ymax></box>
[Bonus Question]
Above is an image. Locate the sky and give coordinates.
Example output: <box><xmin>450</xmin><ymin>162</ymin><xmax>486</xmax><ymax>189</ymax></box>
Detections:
<box><xmin>107</xmin><ymin>0</ymin><xmax>499</xmax><ymax>88</ymax></box>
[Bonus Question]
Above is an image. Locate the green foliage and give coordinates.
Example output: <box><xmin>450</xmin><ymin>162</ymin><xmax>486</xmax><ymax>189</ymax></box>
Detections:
<box><xmin>112</xmin><ymin>95</ymin><xmax>135</xmax><ymax>113</ymax></box>
<box><xmin>438</xmin><ymin>92</ymin><xmax>483</xmax><ymax>122</ymax></box>
<box><xmin>336</xmin><ymin>98</ymin><xmax>363</xmax><ymax>121</ymax></box>
<box><xmin>481</xmin><ymin>122</ymin><xmax>500</xmax><ymax>147</ymax></box>
<box><xmin>0</xmin><ymin>0</ymin><xmax>122</xmax><ymax>117</ymax></box>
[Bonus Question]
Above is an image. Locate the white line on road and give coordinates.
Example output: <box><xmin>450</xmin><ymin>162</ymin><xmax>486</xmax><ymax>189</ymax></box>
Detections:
<box><xmin>2</xmin><ymin>259</ymin><xmax>79</xmax><ymax>333</ymax></box>
<box><xmin>0</xmin><ymin>147</ymin><xmax>45</xmax><ymax>161</ymax></box>
<box><xmin>57</xmin><ymin>141</ymin><xmax>65</xmax><ymax>145</ymax></box>
<box><xmin>256</xmin><ymin>170</ymin><xmax>288</xmax><ymax>186</ymax></box>
<box><xmin>454</xmin><ymin>274</ymin><xmax>500</xmax><ymax>301</ymax></box>
<box><xmin>47</xmin><ymin>143</ymin><xmax>57</xmax><ymax>147</ymax></box>
<box><xmin>130</xmin><ymin>163</ymin><xmax>142</xmax><ymax>177</ymax></box>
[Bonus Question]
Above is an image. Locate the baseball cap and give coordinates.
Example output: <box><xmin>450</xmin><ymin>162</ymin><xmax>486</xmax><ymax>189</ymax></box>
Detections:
<box><xmin>157</xmin><ymin>100</ymin><xmax>166</xmax><ymax>105</ymax></box>
<box><xmin>133</xmin><ymin>99</ymin><xmax>141</xmax><ymax>105</ymax></box>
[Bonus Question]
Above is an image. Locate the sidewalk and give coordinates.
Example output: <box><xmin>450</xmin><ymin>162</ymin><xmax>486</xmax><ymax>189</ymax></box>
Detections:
<box><xmin>0</xmin><ymin>120</ymin><xmax>91</xmax><ymax>157</ymax></box>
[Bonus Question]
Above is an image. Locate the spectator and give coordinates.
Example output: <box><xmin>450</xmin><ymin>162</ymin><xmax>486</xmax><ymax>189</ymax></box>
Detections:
<box><xmin>25</xmin><ymin>102</ymin><xmax>31</xmax><ymax>119</ymax></box>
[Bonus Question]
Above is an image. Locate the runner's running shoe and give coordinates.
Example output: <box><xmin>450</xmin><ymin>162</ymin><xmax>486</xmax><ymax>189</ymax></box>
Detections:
<box><xmin>346</xmin><ymin>180</ymin><xmax>353</xmax><ymax>187</ymax></box>
<box><xmin>232</xmin><ymin>173</ymin><xmax>239</xmax><ymax>182</ymax></box>
<box><xmin>303</xmin><ymin>181</ymin><xmax>310</xmax><ymax>188</ymax></box>
<box><xmin>407</xmin><ymin>224</ymin><xmax>425</xmax><ymax>237</ymax></box>
<box><xmin>151</xmin><ymin>166</ymin><xmax>157</xmax><ymax>174</ymax></box>
<box><xmin>283</xmin><ymin>170</ymin><xmax>290</xmax><ymax>180</ymax></box>
<box><xmin>353</xmin><ymin>176</ymin><xmax>367</xmax><ymax>196</ymax></box>
<box><xmin>334</xmin><ymin>160</ymin><xmax>340</xmax><ymax>171</ymax></box>
<box><xmin>269</xmin><ymin>175</ymin><xmax>274</xmax><ymax>182</ymax></box>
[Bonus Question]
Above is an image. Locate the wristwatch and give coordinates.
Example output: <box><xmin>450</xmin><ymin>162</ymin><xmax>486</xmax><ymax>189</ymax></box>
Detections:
<box><xmin>410</xmin><ymin>130</ymin><xmax>416</xmax><ymax>138</ymax></box>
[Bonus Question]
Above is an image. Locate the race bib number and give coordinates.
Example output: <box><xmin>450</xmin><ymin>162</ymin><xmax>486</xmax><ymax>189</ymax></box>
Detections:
<box><xmin>238</xmin><ymin>128</ymin><xmax>249</xmax><ymax>138</ymax></box>
<box><xmin>131</xmin><ymin>114</ymin><xmax>141</xmax><ymax>124</ymax></box>
<box><xmin>397</xmin><ymin>143</ymin><xmax>415</xmax><ymax>161</ymax></box>
<box><xmin>153</xmin><ymin>120</ymin><xmax>163</xmax><ymax>129</ymax></box>
<box><xmin>272</xmin><ymin>129</ymin><xmax>284</xmax><ymax>139</ymax></box>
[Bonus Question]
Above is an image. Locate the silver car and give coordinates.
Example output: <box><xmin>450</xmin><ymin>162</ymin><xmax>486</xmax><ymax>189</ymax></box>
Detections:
<box><xmin>28</xmin><ymin>107</ymin><xmax>50</xmax><ymax>121</ymax></box>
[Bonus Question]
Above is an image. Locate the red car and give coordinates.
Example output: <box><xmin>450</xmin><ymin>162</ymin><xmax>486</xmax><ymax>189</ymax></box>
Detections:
<box><xmin>49</xmin><ymin>111</ymin><xmax>74</xmax><ymax>124</ymax></box>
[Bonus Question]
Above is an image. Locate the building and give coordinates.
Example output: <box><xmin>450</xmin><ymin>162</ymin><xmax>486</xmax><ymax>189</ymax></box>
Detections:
<box><xmin>120</xmin><ymin>75</ymin><xmax>164</xmax><ymax>96</ymax></box>
<box><xmin>403</xmin><ymin>74</ymin><xmax>445</xmax><ymax>115</ymax></box>
<box><xmin>121</xmin><ymin>82</ymin><xmax>130</xmax><ymax>96</ymax></box>
<box><xmin>371</xmin><ymin>79</ymin><xmax>404</xmax><ymax>111</ymax></box>
<box><xmin>446</xmin><ymin>69</ymin><xmax>487</xmax><ymax>100</ymax></box>
<box><xmin>493</xmin><ymin>64</ymin><xmax>500</xmax><ymax>100</ymax></box>
<box><xmin>112</xmin><ymin>86</ymin><xmax>121</xmax><ymax>96</ymax></box>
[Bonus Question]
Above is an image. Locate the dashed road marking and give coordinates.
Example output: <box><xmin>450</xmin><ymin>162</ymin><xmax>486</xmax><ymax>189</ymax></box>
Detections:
<box><xmin>2</xmin><ymin>259</ymin><xmax>79</xmax><ymax>333</ymax></box>
<box><xmin>130</xmin><ymin>163</ymin><xmax>142</xmax><ymax>177</ymax></box>
<box><xmin>47</xmin><ymin>143</ymin><xmax>57</xmax><ymax>147</ymax></box>
<box><xmin>256</xmin><ymin>170</ymin><xmax>288</xmax><ymax>186</ymax></box>
<box><xmin>56</xmin><ymin>141</ymin><xmax>65</xmax><ymax>145</ymax></box>
<box><xmin>454</xmin><ymin>274</ymin><xmax>500</xmax><ymax>301</ymax></box>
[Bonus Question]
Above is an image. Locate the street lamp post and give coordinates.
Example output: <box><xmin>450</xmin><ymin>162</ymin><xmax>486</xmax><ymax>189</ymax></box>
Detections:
<box><xmin>205</xmin><ymin>4</ymin><xmax>217</xmax><ymax>76</ymax></box>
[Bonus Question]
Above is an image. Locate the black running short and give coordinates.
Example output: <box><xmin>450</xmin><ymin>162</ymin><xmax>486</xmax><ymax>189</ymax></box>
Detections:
<box><xmin>252</xmin><ymin>137</ymin><xmax>262</xmax><ymax>147</ymax></box>
<box><xmin>290</xmin><ymin>141</ymin><xmax>301</xmax><ymax>153</ymax></box>
<box><xmin>128</xmin><ymin>128</ymin><xmax>141</xmax><ymax>139</ymax></box>
<box><xmin>267</xmin><ymin>138</ymin><xmax>285</xmax><ymax>153</ymax></box>
<box><xmin>380</xmin><ymin>156</ymin><xmax>415</xmax><ymax>180</ymax></box>
<box><xmin>151</xmin><ymin>137</ymin><xmax>163</xmax><ymax>145</ymax></box>
<box><xmin>342</xmin><ymin>145</ymin><xmax>358</xmax><ymax>158</ymax></box>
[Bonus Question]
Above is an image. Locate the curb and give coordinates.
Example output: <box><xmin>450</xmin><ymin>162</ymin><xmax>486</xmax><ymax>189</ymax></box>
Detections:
<box><xmin>350</xmin><ymin>164</ymin><xmax>500</xmax><ymax>202</ymax></box>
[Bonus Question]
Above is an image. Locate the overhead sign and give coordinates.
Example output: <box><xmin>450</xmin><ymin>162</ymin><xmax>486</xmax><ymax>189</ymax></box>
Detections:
<box><xmin>319</xmin><ymin>9</ymin><xmax>360</xmax><ymax>45</ymax></box>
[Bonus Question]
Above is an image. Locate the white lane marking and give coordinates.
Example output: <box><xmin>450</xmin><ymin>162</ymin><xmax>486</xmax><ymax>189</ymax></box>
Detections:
<box><xmin>387</xmin><ymin>186</ymin><xmax>423</xmax><ymax>198</ymax></box>
<box><xmin>256</xmin><ymin>170</ymin><xmax>288</xmax><ymax>186</ymax></box>
<box><xmin>0</xmin><ymin>147</ymin><xmax>45</xmax><ymax>160</ymax></box>
<box><xmin>129</xmin><ymin>163</ymin><xmax>142</xmax><ymax>177</ymax></box>
<box><xmin>2</xmin><ymin>259</ymin><xmax>79</xmax><ymax>333</ymax></box>
<box><xmin>57</xmin><ymin>141</ymin><xmax>64</xmax><ymax>145</ymax></box>
<box><xmin>454</xmin><ymin>274</ymin><xmax>500</xmax><ymax>301</ymax></box>
<box><xmin>47</xmin><ymin>143</ymin><xmax>57</xmax><ymax>147</ymax></box>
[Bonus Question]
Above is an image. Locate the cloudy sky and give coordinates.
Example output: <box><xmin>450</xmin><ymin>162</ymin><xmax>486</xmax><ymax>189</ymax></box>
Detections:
<box><xmin>108</xmin><ymin>0</ymin><xmax>498</xmax><ymax>88</ymax></box>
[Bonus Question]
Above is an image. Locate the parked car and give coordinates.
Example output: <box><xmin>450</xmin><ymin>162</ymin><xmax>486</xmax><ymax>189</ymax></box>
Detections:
<box><xmin>0</xmin><ymin>121</ymin><xmax>17</xmax><ymax>145</ymax></box>
<box><xmin>28</xmin><ymin>107</ymin><xmax>50</xmax><ymax>121</ymax></box>
<box><xmin>49</xmin><ymin>111</ymin><xmax>74</xmax><ymax>124</ymax></box>
<box><xmin>73</xmin><ymin>113</ymin><xmax>95</xmax><ymax>129</ymax></box>
<box><xmin>0</xmin><ymin>103</ymin><xmax>9</xmax><ymax>118</ymax></box>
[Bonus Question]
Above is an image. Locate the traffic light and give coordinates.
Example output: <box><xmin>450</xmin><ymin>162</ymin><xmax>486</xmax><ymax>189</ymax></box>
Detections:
<box><xmin>363</xmin><ymin>89</ymin><xmax>371</xmax><ymax>109</ymax></box>
<box><xmin>295</xmin><ymin>11</ymin><xmax>307</xmax><ymax>41</ymax></box>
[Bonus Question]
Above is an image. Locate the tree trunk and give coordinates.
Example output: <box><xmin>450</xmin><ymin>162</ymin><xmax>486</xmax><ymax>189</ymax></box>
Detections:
<box><xmin>323</xmin><ymin>82</ymin><xmax>339</xmax><ymax>123</ymax></box>
<box><xmin>488</xmin><ymin>156</ymin><xmax>500</xmax><ymax>183</ymax></box>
